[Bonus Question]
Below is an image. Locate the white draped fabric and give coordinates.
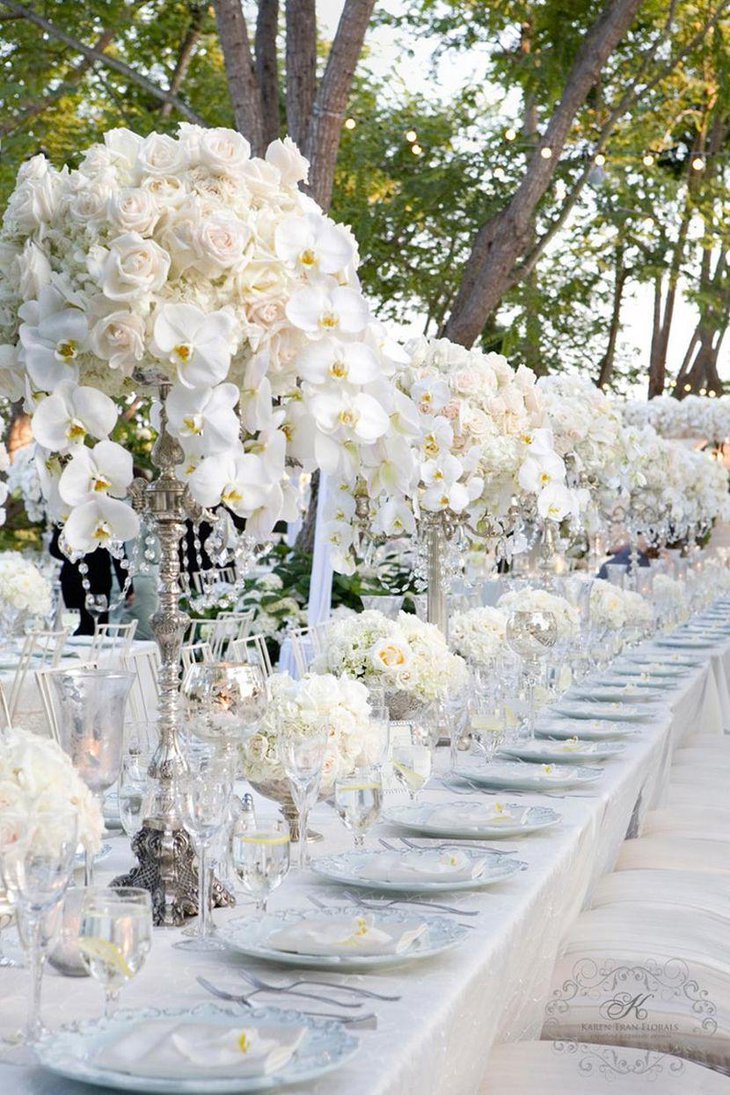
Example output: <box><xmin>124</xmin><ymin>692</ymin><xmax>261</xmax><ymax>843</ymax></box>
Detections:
<box><xmin>1</xmin><ymin>632</ymin><xmax>729</xmax><ymax>1093</ymax></box>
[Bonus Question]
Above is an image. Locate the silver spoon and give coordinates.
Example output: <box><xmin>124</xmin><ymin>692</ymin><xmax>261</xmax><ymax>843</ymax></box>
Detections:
<box><xmin>196</xmin><ymin>977</ymin><xmax>377</xmax><ymax>1029</ymax></box>
<box><xmin>239</xmin><ymin>969</ymin><xmax>401</xmax><ymax>1002</ymax></box>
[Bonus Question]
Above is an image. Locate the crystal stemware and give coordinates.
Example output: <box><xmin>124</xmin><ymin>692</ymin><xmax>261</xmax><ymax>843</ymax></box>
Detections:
<box><xmin>334</xmin><ymin>766</ymin><xmax>383</xmax><ymax>848</ymax></box>
<box><xmin>79</xmin><ymin>886</ymin><xmax>152</xmax><ymax>1018</ymax></box>
<box><xmin>390</xmin><ymin>721</ymin><xmax>433</xmax><ymax>799</ymax></box>
<box><xmin>278</xmin><ymin>721</ymin><xmax>329</xmax><ymax>870</ymax></box>
<box><xmin>174</xmin><ymin>760</ymin><xmax>233</xmax><ymax>951</ymax></box>
<box><xmin>85</xmin><ymin>593</ymin><xmax>109</xmax><ymax>631</ymax></box>
<box><xmin>51</xmin><ymin>668</ymin><xmax>134</xmax><ymax>885</ymax></box>
<box><xmin>230</xmin><ymin>814</ymin><xmax>290</xmax><ymax>913</ymax></box>
<box><xmin>505</xmin><ymin>609</ymin><xmax>558</xmax><ymax>739</ymax></box>
<box><xmin>182</xmin><ymin>661</ymin><xmax>267</xmax><ymax>758</ymax></box>
<box><xmin>0</xmin><ymin>810</ymin><xmax>78</xmax><ymax>1044</ymax></box>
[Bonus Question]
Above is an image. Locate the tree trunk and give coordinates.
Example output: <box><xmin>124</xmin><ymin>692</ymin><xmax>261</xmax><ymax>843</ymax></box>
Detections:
<box><xmin>305</xmin><ymin>0</ymin><xmax>376</xmax><ymax>211</ymax></box>
<box><xmin>648</xmin><ymin>204</ymin><xmax>692</xmax><ymax>396</ymax></box>
<box><xmin>161</xmin><ymin>4</ymin><xmax>206</xmax><ymax>118</ymax></box>
<box><xmin>596</xmin><ymin>254</ymin><xmax>627</xmax><ymax>389</ymax></box>
<box><xmin>285</xmin><ymin>0</ymin><xmax>316</xmax><ymax>150</ymax></box>
<box><xmin>212</xmin><ymin>0</ymin><xmax>266</xmax><ymax>154</ymax></box>
<box><xmin>255</xmin><ymin>0</ymin><xmax>280</xmax><ymax>147</ymax></box>
<box><xmin>443</xmin><ymin>0</ymin><xmax>645</xmax><ymax>347</ymax></box>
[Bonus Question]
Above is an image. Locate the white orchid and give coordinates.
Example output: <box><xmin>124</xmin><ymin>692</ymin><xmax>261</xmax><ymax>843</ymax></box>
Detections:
<box><xmin>518</xmin><ymin>451</ymin><xmax>566</xmax><ymax>494</ymax></box>
<box><xmin>537</xmin><ymin>481</ymin><xmax>576</xmax><ymax>522</ymax></box>
<box><xmin>286</xmin><ymin>283</ymin><xmax>369</xmax><ymax>336</ymax></box>
<box><xmin>18</xmin><ymin>288</ymin><xmax>88</xmax><ymax>390</ymax></box>
<box><xmin>63</xmin><ymin>494</ymin><xmax>139</xmax><ymax>554</ymax></box>
<box><xmin>297</xmin><ymin>338</ymin><xmax>380</xmax><ymax>387</ymax></box>
<box><xmin>275</xmin><ymin>213</ymin><xmax>355</xmax><ymax>277</ymax></box>
<box><xmin>189</xmin><ymin>451</ymin><xmax>273</xmax><ymax>515</ymax></box>
<box><xmin>166</xmin><ymin>381</ymin><xmax>240</xmax><ymax>455</ymax></box>
<box><xmin>32</xmin><ymin>381</ymin><xmax>118</xmax><ymax>452</ymax></box>
<box><xmin>58</xmin><ymin>439</ymin><xmax>133</xmax><ymax>507</ymax></box>
<box><xmin>153</xmin><ymin>303</ymin><xmax>234</xmax><ymax>388</ymax></box>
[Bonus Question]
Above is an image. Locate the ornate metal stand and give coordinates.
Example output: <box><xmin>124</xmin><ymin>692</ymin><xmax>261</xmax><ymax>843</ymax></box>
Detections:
<box><xmin>422</xmin><ymin>512</ymin><xmax>459</xmax><ymax>639</ymax></box>
<box><xmin>112</xmin><ymin>385</ymin><xmax>234</xmax><ymax>926</ymax></box>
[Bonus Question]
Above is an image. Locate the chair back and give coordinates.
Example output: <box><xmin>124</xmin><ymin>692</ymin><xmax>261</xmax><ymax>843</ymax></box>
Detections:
<box><xmin>89</xmin><ymin>620</ymin><xmax>138</xmax><ymax>664</ymax></box>
<box><xmin>7</xmin><ymin>629</ymin><xmax>67</xmax><ymax>725</ymax></box>
<box><xmin>228</xmin><ymin>634</ymin><xmax>273</xmax><ymax>678</ymax></box>
<box><xmin>288</xmin><ymin>622</ymin><xmax>331</xmax><ymax>679</ymax></box>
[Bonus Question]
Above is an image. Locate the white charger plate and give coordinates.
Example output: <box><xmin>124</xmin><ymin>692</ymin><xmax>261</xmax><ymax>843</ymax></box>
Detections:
<box><xmin>311</xmin><ymin>847</ymin><xmax>526</xmax><ymax>893</ymax></box>
<box><xmin>553</xmin><ymin>700</ymin><xmax>654</xmax><ymax>722</ymax></box>
<box><xmin>498</xmin><ymin>740</ymin><xmax>625</xmax><ymax>764</ymax></box>
<box><xmin>383</xmin><ymin>800</ymin><xmax>560</xmax><ymax>839</ymax></box>
<box><xmin>567</xmin><ymin>685</ymin><xmax>663</xmax><ymax>704</ymax></box>
<box><xmin>218</xmin><ymin>906</ymin><xmax>468</xmax><ymax>970</ymax></box>
<box><xmin>34</xmin><ymin>1003</ymin><xmax>358</xmax><ymax>1093</ymax></box>
<box><xmin>451</xmin><ymin>760</ymin><xmax>603</xmax><ymax>792</ymax></box>
<box><xmin>535</xmin><ymin>719</ymin><xmax>637</xmax><ymax>741</ymax></box>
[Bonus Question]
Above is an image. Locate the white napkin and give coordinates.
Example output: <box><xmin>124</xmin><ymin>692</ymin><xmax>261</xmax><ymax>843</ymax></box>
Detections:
<box><xmin>94</xmin><ymin>1020</ymin><xmax>306</xmax><ymax>1079</ymax></box>
<box><xmin>426</xmin><ymin>802</ymin><xmax>519</xmax><ymax>829</ymax></box>
<box><xmin>357</xmin><ymin>849</ymin><xmax>486</xmax><ymax>883</ymax></box>
<box><xmin>268</xmin><ymin>913</ymin><xmax>427</xmax><ymax>956</ymax></box>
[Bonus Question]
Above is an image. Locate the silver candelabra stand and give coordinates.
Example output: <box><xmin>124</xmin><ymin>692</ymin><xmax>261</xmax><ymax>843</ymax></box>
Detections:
<box><xmin>112</xmin><ymin>384</ymin><xmax>234</xmax><ymax>926</ymax></box>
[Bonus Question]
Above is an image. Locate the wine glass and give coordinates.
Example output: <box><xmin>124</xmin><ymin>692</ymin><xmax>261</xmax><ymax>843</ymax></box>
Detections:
<box><xmin>117</xmin><ymin>754</ymin><xmax>154</xmax><ymax>840</ymax></box>
<box><xmin>79</xmin><ymin>887</ymin><xmax>152</xmax><ymax>1019</ymax></box>
<box><xmin>174</xmin><ymin>760</ymin><xmax>233</xmax><ymax>951</ymax></box>
<box><xmin>469</xmin><ymin>688</ymin><xmax>507</xmax><ymax>763</ymax></box>
<box><xmin>505</xmin><ymin>609</ymin><xmax>558</xmax><ymax>740</ymax></box>
<box><xmin>182</xmin><ymin>662</ymin><xmax>267</xmax><ymax>758</ymax></box>
<box><xmin>366</xmin><ymin>687</ymin><xmax>391</xmax><ymax>766</ymax></box>
<box><xmin>230</xmin><ymin>814</ymin><xmax>290</xmax><ymax>913</ymax></box>
<box><xmin>85</xmin><ymin>593</ymin><xmax>108</xmax><ymax>630</ymax></box>
<box><xmin>334</xmin><ymin>766</ymin><xmax>383</xmax><ymax>848</ymax></box>
<box><xmin>61</xmin><ymin>608</ymin><xmax>81</xmax><ymax>636</ymax></box>
<box><xmin>51</xmin><ymin>668</ymin><xmax>134</xmax><ymax>885</ymax></box>
<box><xmin>278</xmin><ymin>722</ymin><xmax>329</xmax><ymax>870</ymax></box>
<box><xmin>390</xmin><ymin>721</ymin><xmax>433</xmax><ymax>799</ymax></box>
<box><xmin>0</xmin><ymin>810</ymin><xmax>78</xmax><ymax>1043</ymax></box>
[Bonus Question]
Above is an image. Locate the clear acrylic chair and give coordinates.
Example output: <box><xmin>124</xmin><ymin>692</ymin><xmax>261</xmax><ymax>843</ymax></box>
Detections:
<box><xmin>89</xmin><ymin>620</ymin><xmax>138</xmax><ymax>663</ymax></box>
<box><xmin>121</xmin><ymin>646</ymin><xmax>161</xmax><ymax>724</ymax></box>
<box><xmin>5</xmin><ymin>629</ymin><xmax>68</xmax><ymax>727</ymax></box>
<box><xmin>288</xmin><ymin>623</ymin><xmax>331</xmax><ymax>678</ymax></box>
<box><xmin>228</xmin><ymin>634</ymin><xmax>273</xmax><ymax>678</ymax></box>
<box><xmin>208</xmin><ymin>611</ymin><xmax>255</xmax><ymax>660</ymax></box>
<box><xmin>180</xmin><ymin>640</ymin><xmax>214</xmax><ymax>674</ymax></box>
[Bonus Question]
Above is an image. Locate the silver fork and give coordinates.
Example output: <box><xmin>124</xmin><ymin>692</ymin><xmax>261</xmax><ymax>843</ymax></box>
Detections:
<box><xmin>396</xmin><ymin>836</ymin><xmax>517</xmax><ymax>855</ymax></box>
<box><xmin>239</xmin><ymin>969</ymin><xmax>401</xmax><ymax>1002</ymax></box>
<box><xmin>196</xmin><ymin>977</ymin><xmax>378</xmax><ymax>1029</ymax></box>
<box><xmin>343</xmin><ymin>888</ymin><xmax>480</xmax><ymax>918</ymax></box>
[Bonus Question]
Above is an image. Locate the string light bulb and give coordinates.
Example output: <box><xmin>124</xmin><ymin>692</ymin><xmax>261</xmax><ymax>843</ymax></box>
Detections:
<box><xmin>692</xmin><ymin>156</ymin><xmax>705</xmax><ymax>171</ymax></box>
<box><xmin>405</xmin><ymin>129</ymin><xmax>417</xmax><ymax>143</ymax></box>
<box><xmin>642</xmin><ymin>153</ymin><xmax>654</xmax><ymax>166</ymax></box>
<box><xmin>540</xmin><ymin>147</ymin><xmax>553</xmax><ymax>159</ymax></box>
<box><xmin>699</xmin><ymin>387</ymin><xmax>708</xmax><ymax>395</ymax></box>
<box><xmin>684</xmin><ymin>383</ymin><xmax>692</xmax><ymax>392</ymax></box>
<box><xmin>344</xmin><ymin>117</ymin><xmax>356</xmax><ymax>130</ymax></box>
<box><xmin>505</xmin><ymin>127</ymin><xmax>517</xmax><ymax>141</ymax></box>
<box><xmin>411</xmin><ymin>143</ymin><xmax>422</xmax><ymax>156</ymax></box>
<box><xmin>594</xmin><ymin>153</ymin><xmax>606</xmax><ymax>166</ymax></box>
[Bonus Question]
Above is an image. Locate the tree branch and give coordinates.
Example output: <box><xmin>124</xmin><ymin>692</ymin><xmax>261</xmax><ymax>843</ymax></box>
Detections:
<box><xmin>255</xmin><ymin>0</ymin><xmax>280</xmax><ymax>147</ymax></box>
<box><xmin>285</xmin><ymin>0</ymin><xmax>316</xmax><ymax>150</ymax></box>
<box><xmin>305</xmin><ymin>0</ymin><xmax>376</xmax><ymax>210</ymax></box>
<box><xmin>212</xmin><ymin>0</ymin><xmax>266</xmax><ymax>154</ymax></box>
<box><xmin>0</xmin><ymin>0</ymin><xmax>208</xmax><ymax>124</ymax></box>
<box><xmin>161</xmin><ymin>2</ymin><xmax>206</xmax><ymax>119</ymax></box>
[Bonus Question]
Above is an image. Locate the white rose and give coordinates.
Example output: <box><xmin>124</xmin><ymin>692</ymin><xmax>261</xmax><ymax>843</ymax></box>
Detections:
<box><xmin>5</xmin><ymin>173</ymin><xmax>58</xmax><ymax>232</ymax></box>
<box><xmin>141</xmin><ymin>175</ymin><xmax>187</xmax><ymax>208</ymax></box>
<box><xmin>108</xmin><ymin>187</ymin><xmax>159</xmax><ymax>235</ymax></box>
<box><xmin>90</xmin><ymin>311</ymin><xmax>146</xmax><ymax>372</ymax></box>
<box><xmin>136</xmin><ymin>133</ymin><xmax>187</xmax><ymax>177</ymax></box>
<box><xmin>265</xmin><ymin>138</ymin><xmax>309</xmax><ymax>185</ymax></box>
<box><xmin>194</xmin><ymin>212</ymin><xmax>249</xmax><ymax>271</ymax></box>
<box><xmin>199</xmin><ymin>128</ymin><xmax>251</xmax><ymax>174</ymax></box>
<box><xmin>18</xmin><ymin>241</ymin><xmax>52</xmax><ymax>300</ymax></box>
<box><xmin>67</xmin><ymin>183</ymin><xmax>109</xmax><ymax>227</ymax></box>
<box><xmin>101</xmin><ymin>232</ymin><xmax>170</xmax><ymax>301</ymax></box>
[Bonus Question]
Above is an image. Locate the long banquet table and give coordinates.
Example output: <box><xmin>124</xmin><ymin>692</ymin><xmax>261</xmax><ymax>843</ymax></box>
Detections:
<box><xmin>1</xmin><ymin>629</ymin><xmax>729</xmax><ymax>1095</ymax></box>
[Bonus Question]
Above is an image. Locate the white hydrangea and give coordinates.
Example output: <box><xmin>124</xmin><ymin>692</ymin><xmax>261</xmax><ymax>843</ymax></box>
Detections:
<box><xmin>450</xmin><ymin>606</ymin><xmax>507</xmax><ymax>665</ymax></box>
<box><xmin>497</xmin><ymin>587</ymin><xmax>579</xmax><ymax>642</ymax></box>
<box><xmin>0</xmin><ymin>550</ymin><xmax>51</xmax><ymax>616</ymax></box>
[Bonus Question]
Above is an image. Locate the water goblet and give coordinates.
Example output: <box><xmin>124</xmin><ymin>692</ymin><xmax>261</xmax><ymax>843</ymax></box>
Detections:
<box><xmin>0</xmin><ymin>810</ymin><xmax>78</xmax><ymax>1044</ymax></box>
<box><xmin>278</xmin><ymin>722</ymin><xmax>329</xmax><ymax>870</ymax></box>
<box><xmin>174</xmin><ymin>761</ymin><xmax>233</xmax><ymax>951</ymax></box>
<box><xmin>182</xmin><ymin>661</ymin><xmax>267</xmax><ymax>759</ymax></box>
<box><xmin>505</xmin><ymin>609</ymin><xmax>558</xmax><ymax>739</ymax></box>
<box><xmin>390</xmin><ymin>721</ymin><xmax>433</xmax><ymax>799</ymax></box>
<box><xmin>61</xmin><ymin>608</ymin><xmax>81</xmax><ymax>636</ymax></box>
<box><xmin>230</xmin><ymin>814</ymin><xmax>290</xmax><ymax>913</ymax></box>
<box><xmin>51</xmin><ymin>668</ymin><xmax>134</xmax><ymax>885</ymax></box>
<box><xmin>469</xmin><ymin>690</ymin><xmax>507</xmax><ymax>763</ymax></box>
<box><xmin>79</xmin><ymin>887</ymin><xmax>152</xmax><ymax>1019</ymax></box>
<box><xmin>334</xmin><ymin>766</ymin><xmax>383</xmax><ymax>848</ymax></box>
<box><xmin>85</xmin><ymin>593</ymin><xmax>108</xmax><ymax>630</ymax></box>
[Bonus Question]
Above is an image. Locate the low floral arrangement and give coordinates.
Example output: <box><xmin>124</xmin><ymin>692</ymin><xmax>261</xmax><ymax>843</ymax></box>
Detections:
<box><xmin>6</xmin><ymin>443</ymin><xmax>47</xmax><ymax>525</ymax></box>
<box><xmin>590</xmin><ymin>581</ymin><xmax>652</xmax><ymax>631</ymax></box>
<box><xmin>651</xmin><ymin>573</ymin><xmax>687</xmax><ymax>606</ymax></box>
<box><xmin>242</xmin><ymin>672</ymin><xmax>377</xmax><ymax>790</ymax></box>
<box><xmin>314</xmin><ymin>608</ymin><xmax>468</xmax><ymax>702</ymax></box>
<box><xmin>497</xmin><ymin>587</ymin><xmax>579</xmax><ymax>642</ymax></box>
<box><xmin>0</xmin><ymin>550</ymin><xmax>51</xmax><ymax>618</ymax></box>
<box><xmin>0</xmin><ymin>725</ymin><xmax>103</xmax><ymax>851</ymax></box>
<box><xmin>450</xmin><ymin>606</ymin><xmax>507</xmax><ymax>666</ymax></box>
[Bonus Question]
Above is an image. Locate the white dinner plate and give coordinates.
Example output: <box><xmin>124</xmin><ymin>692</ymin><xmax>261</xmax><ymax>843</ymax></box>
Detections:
<box><xmin>498</xmin><ymin>740</ymin><xmax>625</xmax><ymax>764</ymax></box>
<box><xmin>218</xmin><ymin>906</ymin><xmax>468</xmax><ymax>969</ymax></box>
<box><xmin>535</xmin><ymin>718</ymin><xmax>638</xmax><ymax>741</ymax></box>
<box><xmin>383</xmin><ymin>800</ymin><xmax>561</xmax><ymax>839</ymax></box>
<box><xmin>452</xmin><ymin>761</ymin><xmax>603</xmax><ymax>792</ymax></box>
<box><xmin>553</xmin><ymin>700</ymin><xmax>654</xmax><ymax>722</ymax></box>
<box><xmin>311</xmin><ymin>847</ymin><xmax>526</xmax><ymax>893</ymax></box>
<box><xmin>34</xmin><ymin>1003</ymin><xmax>358</xmax><ymax>1093</ymax></box>
<box><xmin>655</xmin><ymin>636</ymin><xmax>718</xmax><ymax>649</ymax></box>
<box><xmin>567</xmin><ymin>685</ymin><xmax>663</xmax><ymax>704</ymax></box>
<box><xmin>610</xmin><ymin>662</ymin><xmax>692</xmax><ymax>680</ymax></box>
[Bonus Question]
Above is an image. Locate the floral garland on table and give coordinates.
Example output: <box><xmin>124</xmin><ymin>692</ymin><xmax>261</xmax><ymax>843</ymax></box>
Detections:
<box><xmin>622</xmin><ymin>395</ymin><xmax>730</xmax><ymax>445</ymax></box>
<box><xmin>651</xmin><ymin>573</ymin><xmax>687</xmax><ymax>607</ymax></box>
<box><xmin>242</xmin><ymin>672</ymin><xmax>377</xmax><ymax>790</ymax></box>
<box><xmin>0</xmin><ymin>726</ymin><xmax>103</xmax><ymax>852</ymax></box>
<box><xmin>0</xmin><ymin>127</ymin><xmax>417</xmax><ymax>560</ymax></box>
<box><xmin>379</xmin><ymin>338</ymin><xmax>580</xmax><ymax>547</ymax></box>
<box><xmin>0</xmin><ymin>550</ymin><xmax>51</xmax><ymax>617</ymax></box>
<box><xmin>450</xmin><ymin>606</ymin><xmax>507</xmax><ymax>666</ymax></box>
<box><xmin>590</xmin><ymin>581</ymin><xmax>652</xmax><ymax>631</ymax></box>
<box><xmin>497</xmin><ymin>587</ymin><xmax>579</xmax><ymax>643</ymax></box>
<box><xmin>314</xmin><ymin>609</ymin><xmax>468</xmax><ymax>702</ymax></box>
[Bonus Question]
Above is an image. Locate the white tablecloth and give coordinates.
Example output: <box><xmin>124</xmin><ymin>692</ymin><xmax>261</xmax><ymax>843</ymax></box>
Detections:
<box><xmin>0</xmin><ymin>632</ymin><xmax>728</xmax><ymax>1095</ymax></box>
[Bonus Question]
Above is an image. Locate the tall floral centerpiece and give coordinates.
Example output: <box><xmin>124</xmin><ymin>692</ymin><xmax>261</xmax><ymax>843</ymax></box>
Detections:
<box><xmin>386</xmin><ymin>337</ymin><xmax>579</xmax><ymax>634</ymax></box>
<box><xmin>0</xmin><ymin>126</ymin><xmax>415</xmax><ymax>924</ymax></box>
